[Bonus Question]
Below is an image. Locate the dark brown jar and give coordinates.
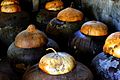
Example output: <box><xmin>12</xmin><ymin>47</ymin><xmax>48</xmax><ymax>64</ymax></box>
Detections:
<box><xmin>46</xmin><ymin>7</ymin><xmax>84</xmax><ymax>51</ymax></box>
<box><xmin>0</xmin><ymin>0</ymin><xmax>30</xmax><ymax>46</ymax></box>
<box><xmin>7</xmin><ymin>24</ymin><xmax>48</xmax><ymax>73</ymax></box>
<box><xmin>68</xmin><ymin>21</ymin><xmax>108</xmax><ymax>66</ymax></box>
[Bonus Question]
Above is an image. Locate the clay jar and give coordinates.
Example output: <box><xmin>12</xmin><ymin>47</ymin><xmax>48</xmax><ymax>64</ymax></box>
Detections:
<box><xmin>92</xmin><ymin>32</ymin><xmax>120</xmax><ymax>80</ymax></box>
<box><xmin>0</xmin><ymin>0</ymin><xmax>30</xmax><ymax>46</ymax></box>
<box><xmin>7</xmin><ymin>24</ymin><xmax>48</xmax><ymax>73</ymax></box>
<box><xmin>68</xmin><ymin>21</ymin><xmax>108</xmax><ymax>66</ymax></box>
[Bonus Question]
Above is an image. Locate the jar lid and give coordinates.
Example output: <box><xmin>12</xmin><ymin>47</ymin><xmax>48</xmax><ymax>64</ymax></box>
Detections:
<box><xmin>15</xmin><ymin>24</ymin><xmax>48</xmax><ymax>48</ymax></box>
<box><xmin>39</xmin><ymin>48</ymin><xmax>76</xmax><ymax>75</ymax></box>
<box><xmin>57</xmin><ymin>7</ymin><xmax>83</xmax><ymax>22</ymax></box>
<box><xmin>1</xmin><ymin>4</ymin><xmax>21</xmax><ymax>13</ymax></box>
<box><xmin>103</xmin><ymin>32</ymin><xmax>120</xmax><ymax>58</ymax></box>
<box><xmin>45</xmin><ymin>0</ymin><xmax>64</xmax><ymax>11</ymax></box>
<box><xmin>1</xmin><ymin>0</ymin><xmax>19</xmax><ymax>6</ymax></box>
<box><xmin>80</xmin><ymin>21</ymin><xmax>108</xmax><ymax>36</ymax></box>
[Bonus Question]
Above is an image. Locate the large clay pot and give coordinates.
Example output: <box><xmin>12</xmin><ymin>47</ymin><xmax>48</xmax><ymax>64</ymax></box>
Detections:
<box><xmin>36</xmin><ymin>0</ymin><xmax>64</xmax><ymax>31</ymax></box>
<box><xmin>0</xmin><ymin>0</ymin><xmax>30</xmax><ymax>46</ymax></box>
<box><xmin>22</xmin><ymin>62</ymin><xmax>93</xmax><ymax>80</ymax></box>
<box><xmin>68</xmin><ymin>21</ymin><xmax>108</xmax><ymax>66</ymax></box>
<box><xmin>92</xmin><ymin>32</ymin><xmax>120</xmax><ymax>80</ymax></box>
<box><xmin>22</xmin><ymin>48</ymin><xmax>93</xmax><ymax>80</ymax></box>
<box><xmin>46</xmin><ymin>7</ymin><xmax>84</xmax><ymax>51</ymax></box>
<box><xmin>7</xmin><ymin>24</ymin><xmax>60</xmax><ymax>73</ymax></box>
